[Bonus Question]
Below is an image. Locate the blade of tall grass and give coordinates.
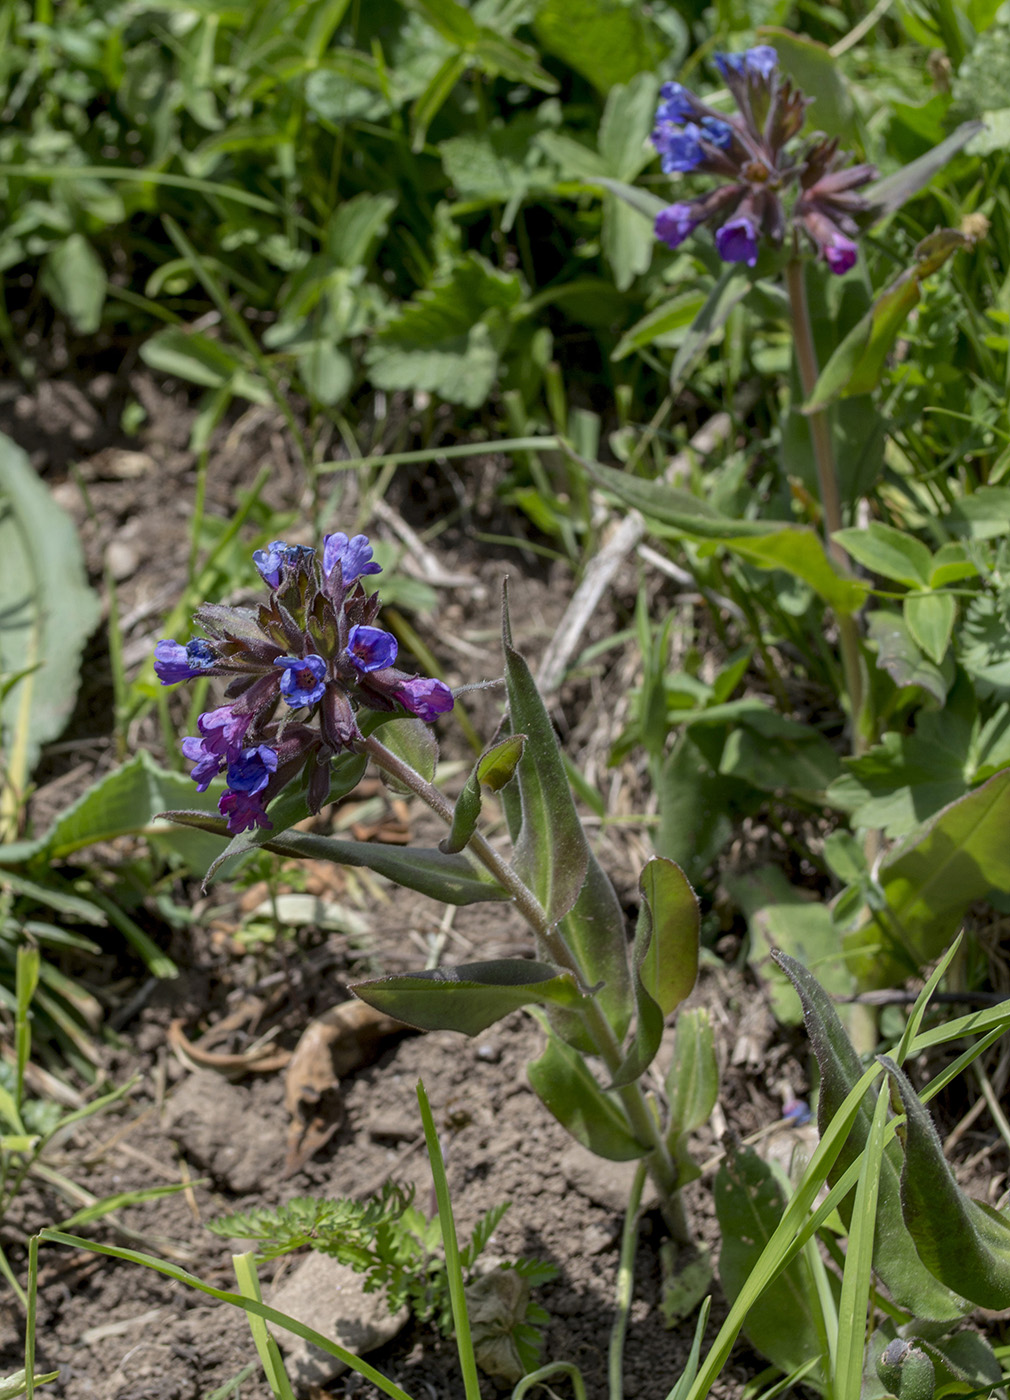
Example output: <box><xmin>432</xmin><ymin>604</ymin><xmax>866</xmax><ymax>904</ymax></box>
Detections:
<box><xmin>232</xmin><ymin>1252</ymin><xmax>296</xmax><ymax>1400</ymax></box>
<box><xmin>833</xmin><ymin>1084</ymin><xmax>888</xmax><ymax>1400</ymax></box>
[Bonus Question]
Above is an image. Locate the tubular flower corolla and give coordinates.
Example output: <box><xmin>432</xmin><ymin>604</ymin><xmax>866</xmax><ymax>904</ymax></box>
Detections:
<box><xmin>650</xmin><ymin>47</ymin><xmax>876</xmax><ymax>273</ymax></box>
<box><xmin>155</xmin><ymin>531</ymin><xmax>454</xmax><ymax>833</ymax></box>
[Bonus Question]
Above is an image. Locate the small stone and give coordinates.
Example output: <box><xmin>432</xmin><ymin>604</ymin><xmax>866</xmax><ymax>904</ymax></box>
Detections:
<box><xmin>475</xmin><ymin>1039</ymin><xmax>501</xmax><ymax>1063</ymax></box>
<box><xmin>268</xmin><ymin>1251</ymin><xmax>408</xmax><ymax>1394</ymax></box>
<box><xmin>366</xmin><ymin>1112</ymin><xmax>419</xmax><ymax>1144</ymax></box>
<box><xmin>559</xmin><ymin>1142</ymin><xmax>656</xmax><ymax>1214</ymax></box>
<box><xmin>106</xmin><ymin>540</ymin><xmax>139</xmax><ymax>580</ymax></box>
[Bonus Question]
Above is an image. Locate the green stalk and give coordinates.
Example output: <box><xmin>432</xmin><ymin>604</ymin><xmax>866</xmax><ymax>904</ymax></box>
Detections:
<box><xmin>363</xmin><ymin>736</ymin><xmax>693</xmax><ymax>1247</ymax></box>
<box><xmin>785</xmin><ymin>257</ymin><xmax>871</xmax><ymax>755</ymax></box>
<box><xmin>609</xmin><ymin>1161</ymin><xmax>647</xmax><ymax>1400</ymax></box>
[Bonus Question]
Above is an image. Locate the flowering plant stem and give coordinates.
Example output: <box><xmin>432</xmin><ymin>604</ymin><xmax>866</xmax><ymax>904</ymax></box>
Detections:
<box><xmin>363</xmin><ymin>732</ymin><xmax>693</xmax><ymax>1248</ymax></box>
<box><xmin>785</xmin><ymin>257</ymin><xmax>871</xmax><ymax>757</ymax></box>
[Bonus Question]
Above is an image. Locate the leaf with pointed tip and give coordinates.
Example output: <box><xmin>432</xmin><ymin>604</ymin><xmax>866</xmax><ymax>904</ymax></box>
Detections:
<box><xmin>440</xmin><ymin>734</ymin><xmax>526</xmax><ymax>854</ymax></box>
<box><xmin>164</xmin><ymin>812</ymin><xmax>509</xmax><ymax>906</ymax></box>
<box><xmin>862</xmin><ymin>122</ymin><xmax>984</xmax><ymax>222</ymax></box>
<box><xmin>665</xmin><ymin>1008</ymin><xmax>718</xmax><ymax>1186</ymax></box>
<box><xmin>527</xmin><ymin>1026</ymin><xmax>647</xmax><ymax>1161</ymax></box>
<box><xmin>724</xmin><ymin>529</ymin><xmax>865</xmax><ymax>614</ymax></box>
<box><xmin>881</xmin><ymin>1056</ymin><xmax>1010</xmax><ymax>1309</ymax></box>
<box><xmin>772</xmin><ymin>952</ymin><xmax>966</xmax><ymax>1321</ymax></box>
<box><xmin>350</xmin><ymin>960</ymin><xmax>586</xmax><ymax>1036</ymax></box>
<box><xmin>579</xmin><ymin>456</ymin><xmax>783</xmax><ymax>539</ymax></box>
<box><xmin>611</xmin><ymin>858</ymin><xmax>699</xmax><ymax>1087</ymax></box>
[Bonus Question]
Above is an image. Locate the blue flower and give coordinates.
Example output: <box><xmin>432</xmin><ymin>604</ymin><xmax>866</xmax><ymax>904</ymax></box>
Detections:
<box><xmin>274</xmin><ymin>653</ymin><xmax>328</xmax><ymax>707</ymax></box>
<box><xmin>197</xmin><ymin>705</ymin><xmax>253</xmax><ymax>759</ymax></box>
<box><xmin>322</xmin><ymin>532</ymin><xmax>382</xmax><ymax>585</ymax></box>
<box><xmin>346</xmin><ymin>625</ymin><xmax>398</xmax><ymax>673</ymax></box>
<box><xmin>253</xmin><ymin>540</ymin><xmax>316</xmax><ymax>588</ymax></box>
<box><xmin>783</xmin><ymin>1098</ymin><xmax>811</xmax><ymax>1127</ymax></box>
<box><xmin>180</xmin><ymin>736</ymin><xmax>225</xmax><ymax>792</ymax></box>
<box><xmin>714</xmin><ymin>45</ymin><xmax>778</xmax><ymax>81</ymax></box>
<box><xmin>226</xmin><ymin>745</ymin><xmax>278</xmax><ymax>795</ymax></box>
<box><xmin>716</xmin><ymin>215</ymin><xmax>760</xmax><ymax>266</ymax></box>
<box><xmin>652</xmin><ymin>124</ymin><xmax>705</xmax><ymax>175</ymax></box>
<box><xmin>219</xmin><ymin>788</ymin><xmax>271</xmax><ymax>834</ymax></box>
<box><xmin>154</xmin><ymin>638</ymin><xmax>217</xmax><ymax>685</ymax></box>
<box><xmin>699</xmin><ymin>116</ymin><xmax>734</xmax><ymax>148</ymax></box>
<box><xmin>656</xmin><ymin>81</ymin><xmax>697</xmax><ymax>125</ymax></box>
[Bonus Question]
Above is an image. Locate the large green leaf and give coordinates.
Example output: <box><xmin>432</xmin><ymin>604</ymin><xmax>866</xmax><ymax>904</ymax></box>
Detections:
<box><xmin>611</xmin><ymin>857</ymin><xmax>698</xmax><ymax>1087</ymax></box>
<box><xmin>533</xmin><ymin>0</ymin><xmax>664</xmax><ymax>93</ymax></box>
<box><xmin>0</xmin><ymin>433</ymin><xmax>101</xmax><ymax>807</ymax></box>
<box><xmin>350</xmin><ymin>959</ymin><xmax>585</xmax><ymax>1036</ymax></box>
<box><xmin>773</xmin><ymin>953</ymin><xmax>967</xmax><ymax>1321</ymax></box>
<box><xmin>833</xmin><ymin>522</ymin><xmax>932</xmax><ymax>589</ymax></box>
<box><xmin>527</xmin><ymin>1026</ymin><xmax>647</xmax><ymax>1161</ymax></box>
<box><xmin>41</xmin><ymin>234</ymin><xmax>107</xmax><ymax>335</ymax></box>
<box><xmin>665</xmin><ymin>1008</ymin><xmax>718</xmax><ymax>1186</ymax></box>
<box><xmin>760</xmin><ymin>28</ymin><xmax>853</xmax><ymax>137</ymax></box>
<box><xmin>724</xmin><ymin>530</ymin><xmax>866</xmax><ymax>614</ymax></box>
<box><xmin>882</xmin><ymin>1056</ymin><xmax>1010</xmax><ymax>1309</ymax></box>
<box><xmin>715</xmin><ymin>1144</ymin><xmax>826</xmax><ymax>1384</ymax></box>
<box><xmin>848</xmin><ymin>767</ymin><xmax>1010</xmax><ymax>986</ymax></box>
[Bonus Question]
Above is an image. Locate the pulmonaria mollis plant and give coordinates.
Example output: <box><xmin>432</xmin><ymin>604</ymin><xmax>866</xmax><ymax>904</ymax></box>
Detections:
<box><xmin>154</xmin><ymin>533</ymin><xmax>453</xmax><ymax>834</ymax></box>
<box><xmin>652</xmin><ymin>45</ymin><xmax>876</xmax><ymax>272</ymax></box>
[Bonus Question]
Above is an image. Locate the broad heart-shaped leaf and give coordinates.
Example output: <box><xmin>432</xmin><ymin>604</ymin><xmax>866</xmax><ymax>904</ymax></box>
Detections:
<box><xmin>665</xmin><ymin>1007</ymin><xmax>718</xmax><ymax>1187</ymax></box>
<box><xmin>0</xmin><ymin>433</ymin><xmax>101</xmax><ymax>803</ymax></box>
<box><xmin>502</xmin><ymin>587</ymin><xmax>589</xmax><ymax>924</ymax></box>
<box><xmin>773</xmin><ymin>953</ymin><xmax>967</xmax><ymax>1321</ymax></box>
<box><xmin>610</xmin><ymin>858</ymin><xmax>698</xmax><ymax>1088</ymax></box>
<box><xmin>867</xmin><ymin>609</ymin><xmax>950</xmax><ymax>707</ymax></box>
<box><xmin>527</xmin><ymin>1025</ymin><xmax>647</xmax><ymax>1162</ymax></box>
<box><xmin>846</xmin><ymin>766</ymin><xmax>1010</xmax><ymax>988</ymax></box>
<box><xmin>714</xmin><ymin>1143</ymin><xmax>827</xmax><ymax>1386</ymax></box>
<box><xmin>903</xmin><ymin>591</ymin><xmax>956</xmax><ymax>666</ymax></box>
<box><xmin>579</xmin><ymin>456</ymin><xmax>784</xmax><ymax>539</ymax></box>
<box><xmin>349</xmin><ymin>960</ymin><xmax>585</xmax><ymax>1037</ymax></box>
<box><xmin>861</xmin><ymin>121</ymin><xmax>984</xmax><ymax>223</ymax></box>
<box><xmin>164</xmin><ymin>812</ymin><xmax>509</xmax><ymax>907</ymax></box>
<box><xmin>881</xmin><ymin>1056</ymin><xmax>1010</xmax><ymax>1309</ymax></box>
<box><xmin>440</xmin><ymin>734</ymin><xmax>526</xmax><ymax>855</ymax></box>
<box><xmin>833</xmin><ymin>522</ymin><xmax>933</xmax><ymax>589</ymax></box>
<box><xmin>723</xmin><ymin>529</ymin><xmax>866</xmax><ymax>615</ymax></box>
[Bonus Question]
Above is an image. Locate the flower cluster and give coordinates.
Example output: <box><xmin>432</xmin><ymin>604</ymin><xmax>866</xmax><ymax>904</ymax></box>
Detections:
<box><xmin>651</xmin><ymin>46</ymin><xmax>876</xmax><ymax>274</ymax></box>
<box><xmin>154</xmin><ymin>533</ymin><xmax>454</xmax><ymax>834</ymax></box>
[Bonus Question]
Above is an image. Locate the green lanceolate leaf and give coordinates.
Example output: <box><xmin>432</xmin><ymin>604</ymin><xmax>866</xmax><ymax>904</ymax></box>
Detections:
<box><xmin>903</xmin><ymin>591</ymin><xmax>956</xmax><ymax>666</ymax></box>
<box><xmin>833</xmin><ymin>522</ymin><xmax>933</xmax><ymax>589</ymax></box>
<box><xmin>772</xmin><ymin>953</ymin><xmax>966</xmax><ymax>1321</ymax></box>
<box><xmin>527</xmin><ymin>1025</ymin><xmax>647</xmax><ymax>1161</ymax></box>
<box><xmin>723</xmin><ymin>529</ymin><xmax>865</xmax><ymax>615</ymax></box>
<box><xmin>881</xmin><ymin>1055</ymin><xmax>1010</xmax><ymax>1310</ymax></box>
<box><xmin>0</xmin><ymin>434</ymin><xmax>101</xmax><ymax>817</ymax></box>
<box><xmin>714</xmin><ymin>1143</ymin><xmax>826</xmax><ymax>1385</ymax></box>
<box><xmin>611</xmin><ymin>858</ymin><xmax>699</xmax><ymax>1088</ymax></box>
<box><xmin>350</xmin><ymin>960</ymin><xmax>586</xmax><ymax>1036</ymax></box>
<box><xmin>441</xmin><ymin>734</ymin><xmax>526</xmax><ymax>854</ymax></box>
<box><xmin>578</xmin><ymin>455</ymin><xmax>782</xmax><ymax>539</ymax></box>
<box><xmin>555</xmin><ymin>846</ymin><xmax>634</xmax><ymax>1050</ymax></box>
<box><xmin>861</xmin><ymin>121</ymin><xmax>984</xmax><ymax>222</ymax></box>
<box><xmin>665</xmin><ymin>1008</ymin><xmax>718</xmax><ymax>1186</ymax></box>
<box><xmin>502</xmin><ymin>586</ymin><xmax>589</xmax><ymax>924</ymax></box>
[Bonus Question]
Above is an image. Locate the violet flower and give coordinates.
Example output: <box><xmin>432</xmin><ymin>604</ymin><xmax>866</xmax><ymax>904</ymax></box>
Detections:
<box><xmin>156</xmin><ymin>531</ymin><xmax>454</xmax><ymax>834</ymax></box>
<box><xmin>650</xmin><ymin>46</ymin><xmax>876</xmax><ymax>274</ymax></box>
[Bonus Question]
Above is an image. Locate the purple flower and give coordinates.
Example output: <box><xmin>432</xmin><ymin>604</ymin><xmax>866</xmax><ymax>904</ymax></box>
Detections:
<box><xmin>275</xmin><ymin>653</ymin><xmax>328</xmax><ymax>708</ymax></box>
<box><xmin>219</xmin><ymin>788</ymin><xmax>272</xmax><ymax>834</ymax></box>
<box><xmin>714</xmin><ymin>45</ymin><xmax>778</xmax><ymax>81</ymax></box>
<box><xmin>181</xmin><ymin>736</ymin><xmax>224</xmax><ymax>792</ymax></box>
<box><xmin>346</xmin><ymin>625</ymin><xmax>398</xmax><ymax>673</ymax></box>
<box><xmin>656</xmin><ymin>202</ymin><xmax>703</xmax><ymax>250</ymax></box>
<box><xmin>253</xmin><ymin>540</ymin><xmax>315</xmax><ymax>588</ymax></box>
<box><xmin>716</xmin><ymin>215</ymin><xmax>760</xmax><ymax>267</ymax></box>
<box><xmin>823</xmin><ymin>232</ymin><xmax>858</xmax><ymax>275</ymax></box>
<box><xmin>323</xmin><ymin>532</ymin><xmax>382</xmax><ymax>585</ymax></box>
<box><xmin>783</xmin><ymin>1098</ymin><xmax>811</xmax><ymax>1127</ymax></box>
<box><xmin>197</xmin><ymin>705</ymin><xmax>252</xmax><ymax>759</ymax></box>
<box><xmin>396</xmin><ymin>676</ymin><xmax>454</xmax><ymax>722</ymax></box>
<box><xmin>154</xmin><ymin>638</ymin><xmax>216</xmax><ymax>685</ymax></box>
<box><xmin>226</xmin><ymin>745</ymin><xmax>278</xmax><ymax>795</ymax></box>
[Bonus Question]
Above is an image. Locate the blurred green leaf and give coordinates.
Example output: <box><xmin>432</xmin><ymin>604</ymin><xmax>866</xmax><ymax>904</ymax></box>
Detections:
<box><xmin>41</xmin><ymin>233</ymin><xmax>106</xmax><ymax>334</ymax></box>
<box><xmin>833</xmin><ymin>522</ymin><xmax>933</xmax><ymax>588</ymax></box>
<box><xmin>867</xmin><ymin>610</ymin><xmax>950</xmax><ymax>705</ymax></box>
<box><xmin>533</xmin><ymin>0</ymin><xmax>664</xmax><ymax>93</ymax></box>
<box><xmin>665</xmin><ymin>1007</ymin><xmax>718</xmax><ymax>1186</ymax></box>
<box><xmin>761</xmin><ymin>28</ymin><xmax>853</xmax><ymax>137</ymax></box>
<box><xmin>725</xmin><ymin>530</ymin><xmax>866</xmax><ymax>614</ymax></box>
<box><xmin>0</xmin><ymin>434</ymin><xmax>101</xmax><ymax>808</ymax></box>
<box><xmin>904</xmin><ymin>591</ymin><xmax>956</xmax><ymax>665</ymax></box>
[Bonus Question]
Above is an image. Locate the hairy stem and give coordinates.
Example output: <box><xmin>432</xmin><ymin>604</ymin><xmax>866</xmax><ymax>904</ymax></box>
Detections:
<box><xmin>785</xmin><ymin>257</ymin><xmax>871</xmax><ymax>756</ymax></box>
<box><xmin>362</xmin><ymin>733</ymin><xmax>693</xmax><ymax>1246</ymax></box>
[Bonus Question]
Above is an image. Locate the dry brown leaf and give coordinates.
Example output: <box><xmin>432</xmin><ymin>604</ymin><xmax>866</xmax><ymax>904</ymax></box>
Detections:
<box><xmin>282</xmin><ymin>1001</ymin><xmax>408</xmax><ymax>1178</ymax></box>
